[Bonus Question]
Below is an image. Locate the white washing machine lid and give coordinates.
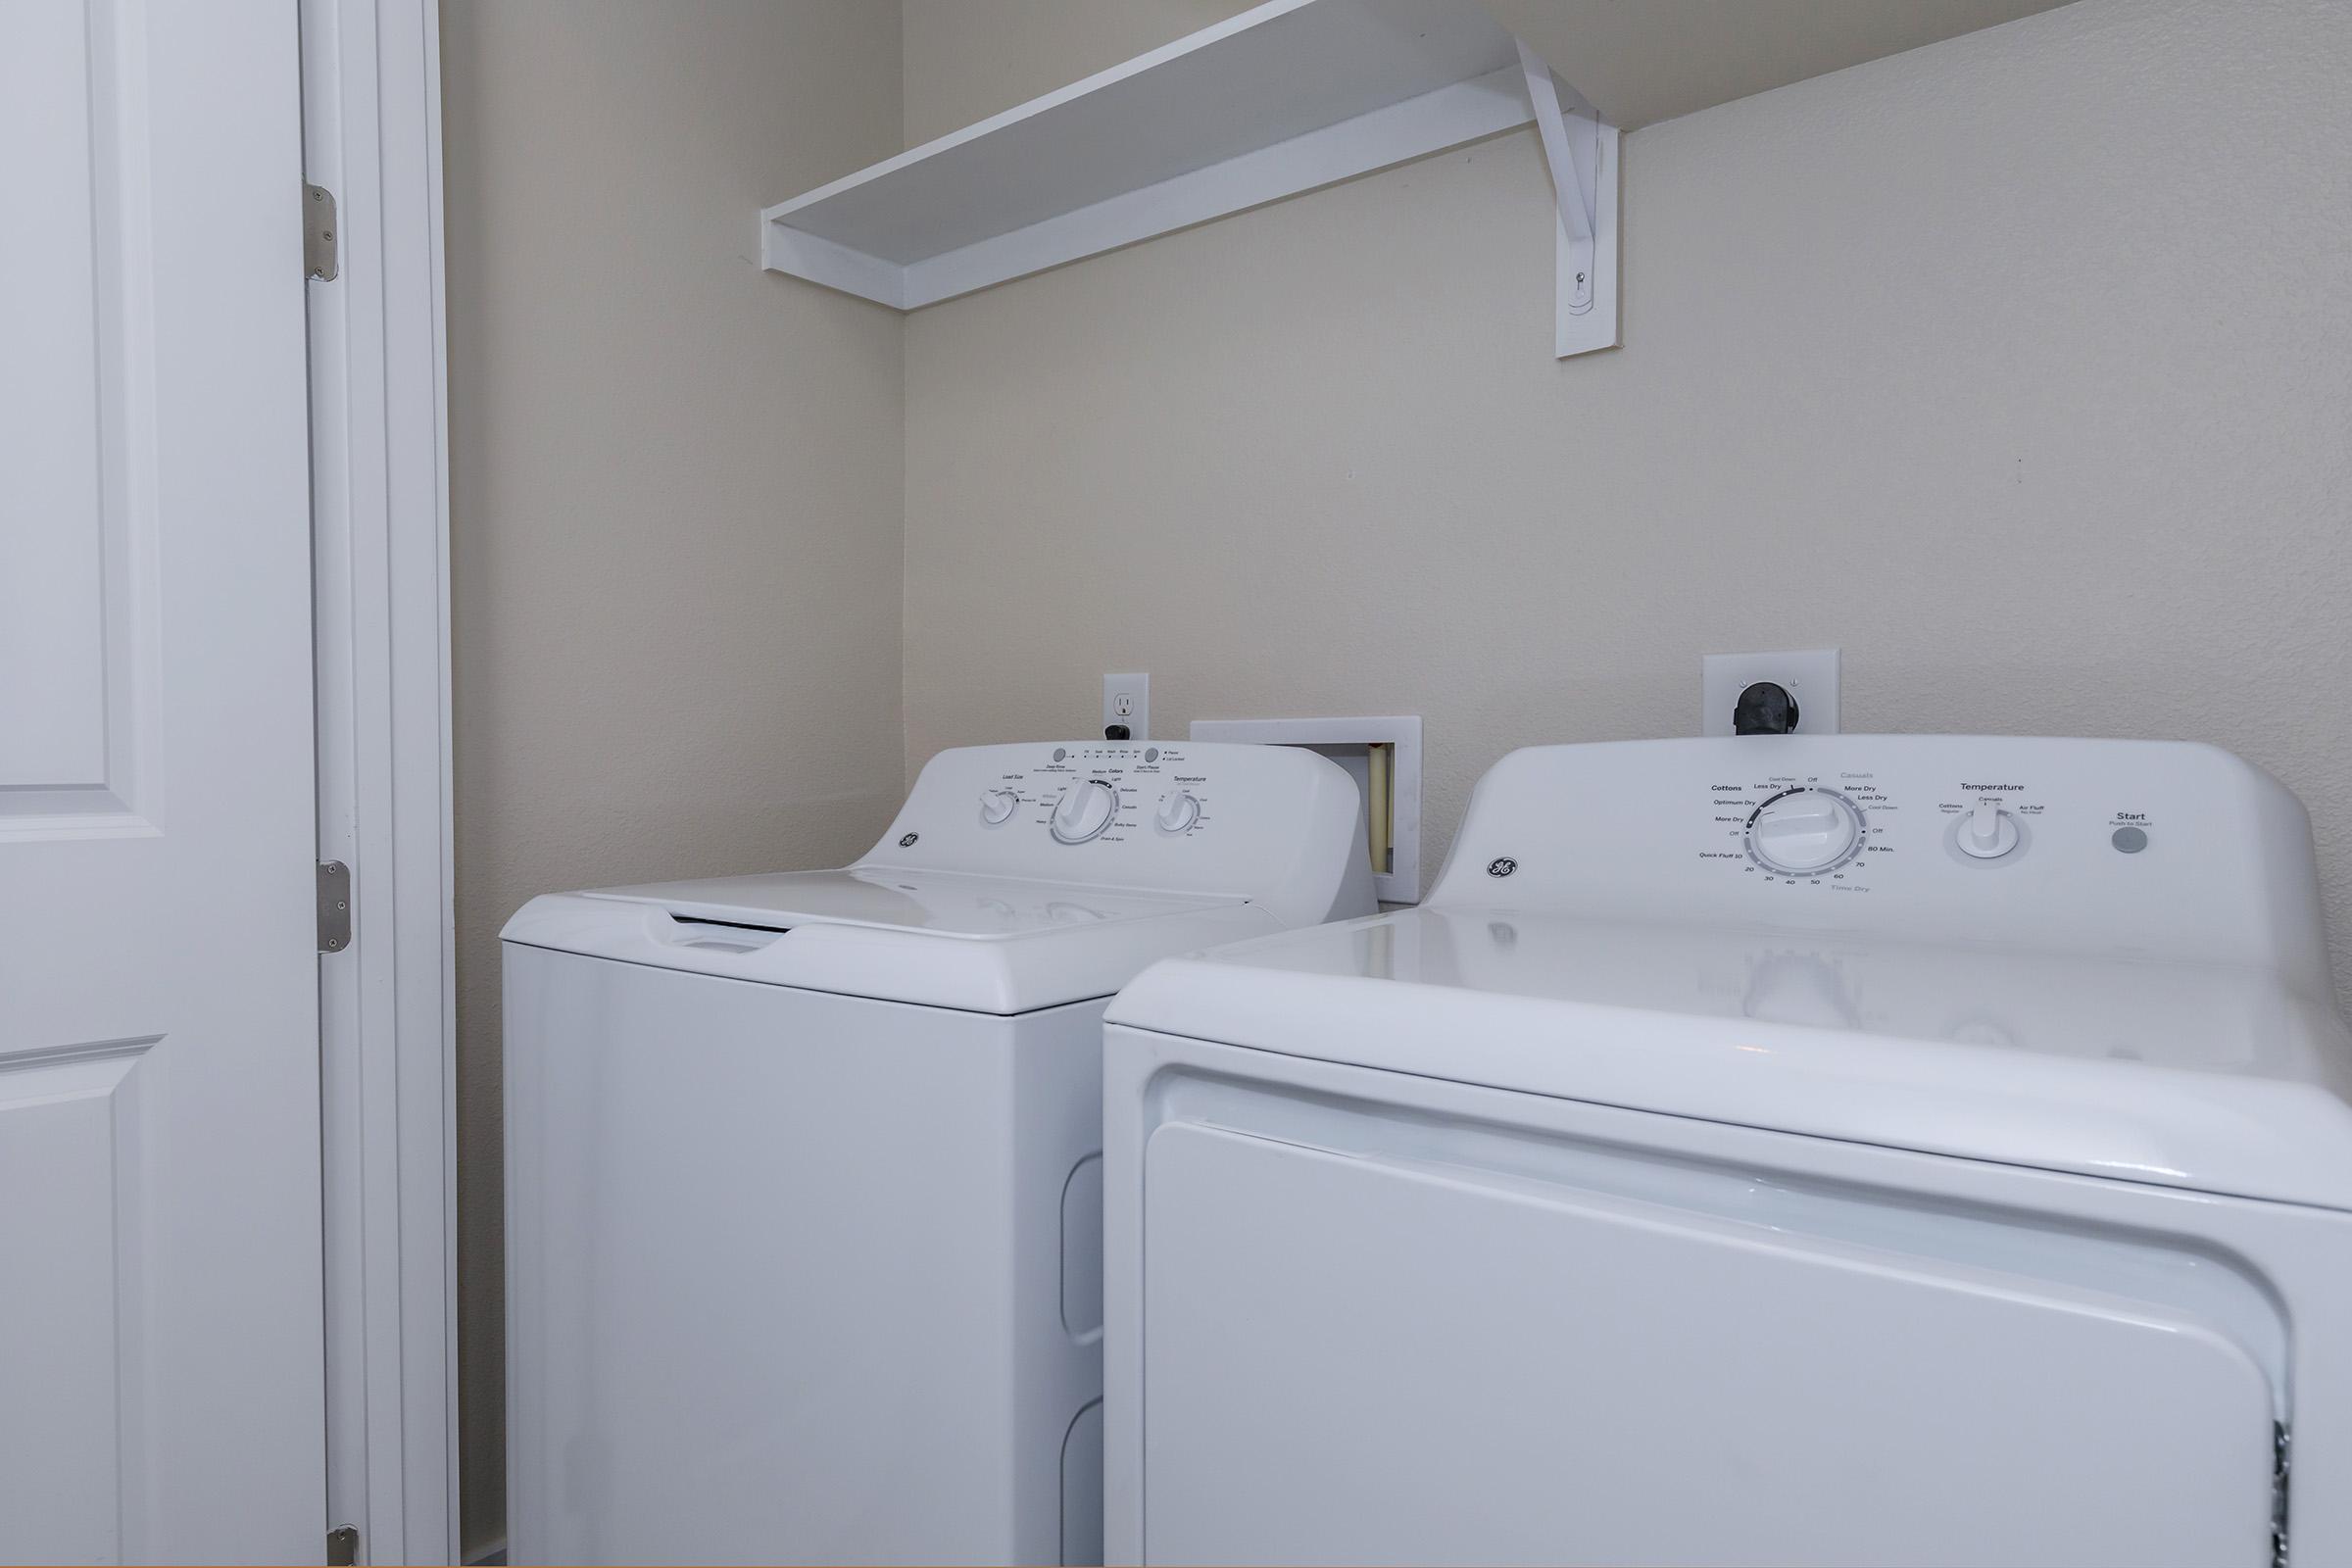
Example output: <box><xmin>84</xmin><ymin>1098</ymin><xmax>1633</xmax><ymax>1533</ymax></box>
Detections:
<box><xmin>502</xmin><ymin>869</ymin><xmax>1277</xmax><ymax>1015</ymax></box>
<box><xmin>1106</xmin><ymin>906</ymin><xmax>2352</xmax><ymax>1210</ymax></box>
<box><xmin>594</xmin><ymin>865</ymin><xmax>1248</xmax><ymax>939</ymax></box>
<box><xmin>499</xmin><ymin>738</ymin><xmax>1373</xmax><ymax>1014</ymax></box>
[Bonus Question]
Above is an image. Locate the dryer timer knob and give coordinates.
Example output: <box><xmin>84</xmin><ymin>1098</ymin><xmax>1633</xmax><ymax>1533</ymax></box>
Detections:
<box><xmin>1747</xmin><ymin>788</ymin><xmax>1862</xmax><ymax>874</ymax></box>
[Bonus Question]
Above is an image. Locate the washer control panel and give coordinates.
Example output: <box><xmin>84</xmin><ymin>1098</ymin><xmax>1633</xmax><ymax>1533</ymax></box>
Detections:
<box><xmin>859</xmin><ymin>741</ymin><xmax>1375</xmax><ymax>926</ymax></box>
<box><xmin>1433</xmin><ymin>736</ymin><xmax>2326</xmax><ymax>981</ymax></box>
<box><xmin>960</xmin><ymin>743</ymin><xmax>1223</xmax><ymax>847</ymax></box>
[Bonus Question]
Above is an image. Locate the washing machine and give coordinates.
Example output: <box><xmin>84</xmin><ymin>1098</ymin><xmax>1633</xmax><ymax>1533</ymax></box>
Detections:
<box><xmin>1102</xmin><ymin>735</ymin><xmax>2352</xmax><ymax>1568</ymax></box>
<box><xmin>503</xmin><ymin>740</ymin><xmax>1370</xmax><ymax>1566</ymax></box>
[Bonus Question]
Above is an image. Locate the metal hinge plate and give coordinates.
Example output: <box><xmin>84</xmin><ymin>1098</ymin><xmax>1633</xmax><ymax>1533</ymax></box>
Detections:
<box><xmin>326</xmin><ymin>1524</ymin><xmax>360</xmax><ymax>1566</ymax></box>
<box><xmin>318</xmin><ymin>861</ymin><xmax>352</xmax><ymax>953</ymax></box>
<box><xmin>305</xmin><ymin>182</ymin><xmax>339</xmax><ymax>280</ymax></box>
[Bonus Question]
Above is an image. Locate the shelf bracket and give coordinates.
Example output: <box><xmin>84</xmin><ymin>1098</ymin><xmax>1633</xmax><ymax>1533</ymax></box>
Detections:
<box><xmin>1514</xmin><ymin>39</ymin><xmax>1619</xmax><ymax>358</ymax></box>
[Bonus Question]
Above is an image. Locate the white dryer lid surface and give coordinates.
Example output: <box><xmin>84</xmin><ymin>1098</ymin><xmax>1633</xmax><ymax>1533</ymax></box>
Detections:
<box><xmin>1107</xmin><ymin>907</ymin><xmax>2352</xmax><ymax>1210</ymax></box>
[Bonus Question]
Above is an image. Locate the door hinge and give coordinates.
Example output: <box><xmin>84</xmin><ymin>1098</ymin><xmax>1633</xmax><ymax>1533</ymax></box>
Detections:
<box><xmin>326</xmin><ymin>1524</ymin><xmax>360</xmax><ymax>1566</ymax></box>
<box><xmin>318</xmin><ymin>860</ymin><xmax>352</xmax><ymax>953</ymax></box>
<box><xmin>304</xmin><ymin>182</ymin><xmax>339</xmax><ymax>280</ymax></box>
<box><xmin>2273</xmin><ymin>1418</ymin><xmax>2291</xmax><ymax>1567</ymax></box>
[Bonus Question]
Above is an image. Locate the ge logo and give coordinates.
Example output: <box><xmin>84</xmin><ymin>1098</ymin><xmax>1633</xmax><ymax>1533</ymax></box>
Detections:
<box><xmin>899</xmin><ymin>832</ymin><xmax>919</xmax><ymax>848</ymax></box>
<box><xmin>1487</xmin><ymin>857</ymin><xmax>1518</xmax><ymax>878</ymax></box>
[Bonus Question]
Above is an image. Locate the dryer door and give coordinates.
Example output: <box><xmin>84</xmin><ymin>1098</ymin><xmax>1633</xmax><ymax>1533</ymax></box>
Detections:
<box><xmin>1139</xmin><ymin>1118</ymin><xmax>2280</xmax><ymax>1568</ymax></box>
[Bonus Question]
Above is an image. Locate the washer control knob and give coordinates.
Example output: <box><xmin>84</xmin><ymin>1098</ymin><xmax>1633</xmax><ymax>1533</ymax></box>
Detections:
<box><xmin>1155</xmin><ymin>790</ymin><xmax>1201</xmax><ymax>834</ymax></box>
<box><xmin>978</xmin><ymin>789</ymin><xmax>1019</xmax><ymax>825</ymax></box>
<box><xmin>1958</xmin><ymin>798</ymin><xmax>2021</xmax><ymax>859</ymax></box>
<box><xmin>1748</xmin><ymin>789</ymin><xmax>1862</xmax><ymax>874</ymax></box>
<box><xmin>1050</xmin><ymin>779</ymin><xmax>1118</xmax><ymax>845</ymax></box>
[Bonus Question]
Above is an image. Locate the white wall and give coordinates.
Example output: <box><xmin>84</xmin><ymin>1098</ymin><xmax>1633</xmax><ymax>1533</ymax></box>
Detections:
<box><xmin>439</xmin><ymin>3</ymin><xmax>904</xmax><ymax>1552</ymax></box>
<box><xmin>902</xmin><ymin>0</ymin><xmax>2352</xmax><ymax>1008</ymax></box>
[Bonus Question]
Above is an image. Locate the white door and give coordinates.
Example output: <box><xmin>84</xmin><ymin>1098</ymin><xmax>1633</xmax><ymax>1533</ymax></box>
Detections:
<box><xmin>2</xmin><ymin>0</ymin><xmax>325</xmax><ymax>1561</ymax></box>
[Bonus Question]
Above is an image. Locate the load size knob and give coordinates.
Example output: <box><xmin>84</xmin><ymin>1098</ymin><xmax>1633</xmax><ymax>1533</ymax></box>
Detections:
<box><xmin>978</xmin><ymin>789</ymin><xmax>1020</xmax><ymax>825</ymax></box>
<box><xmin>1746</xmin><ymin>788</ymin><xmax>1864</xmax><ymax>875</ymax></box>
<box><xmin>1049</xmin><ymin>779</ymin><xmax>1118</xmax><ymax>845</ymax></box>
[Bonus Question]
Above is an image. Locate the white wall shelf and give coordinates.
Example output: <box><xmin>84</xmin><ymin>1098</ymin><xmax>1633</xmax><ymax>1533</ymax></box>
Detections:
<box><xmin>758</xmin><ymin>0</ymin><xmax>2069</xmax><ymax>357</ymax></box>
<box><xmin>760</xmin><ymin>0</ymin><xmax>1618</xmax><ymax>357</ymax></box>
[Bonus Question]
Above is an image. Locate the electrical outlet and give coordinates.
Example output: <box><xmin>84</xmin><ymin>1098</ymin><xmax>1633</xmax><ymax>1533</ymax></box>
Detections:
<box><xmin>1700</xmin><ymin>650</ymin><xmax>1840</xmax><ymax>736</ymax></box>
<box><xmin>1102</xmin><ymin>673</ymin><xmax>1149</xmax><ymax>741</ymax></box>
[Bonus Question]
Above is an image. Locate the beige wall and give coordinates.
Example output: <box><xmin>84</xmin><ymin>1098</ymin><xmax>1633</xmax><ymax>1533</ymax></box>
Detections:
<box><xmin>902</xmin><ymin>0</ymin><xmax>1253</xmax><ymax>145</ymax></box>
<box><xmin>440</xmin><ymin>3</ymin><xmax>904</xmax><ymax>1552</ymax></box>
<box><xmin>903</xmin><ymin>0</ymin><xmax>2352</xmax><ymax>1008</ymax></box>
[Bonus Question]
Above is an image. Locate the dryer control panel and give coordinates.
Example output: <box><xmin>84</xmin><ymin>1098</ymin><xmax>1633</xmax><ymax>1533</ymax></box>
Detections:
<box><xmin>1435</xmin><ymin>736</ymin><xmax>2327</xmax><ymax>985</ymax></box>
<box><xmin>858</xmin><ymin>742</ymin><xmax>1375</xmax><ymax>930</ymax></box>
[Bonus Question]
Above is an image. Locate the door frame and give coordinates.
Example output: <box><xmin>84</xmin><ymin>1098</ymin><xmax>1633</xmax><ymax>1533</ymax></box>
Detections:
<box><xmin>302</xmin><ymin>0</ymin><xmax>460</xmax><ymax>1560</ymax></box>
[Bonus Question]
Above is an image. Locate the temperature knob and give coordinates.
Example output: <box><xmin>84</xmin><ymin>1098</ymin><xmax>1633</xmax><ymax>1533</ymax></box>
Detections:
<box><xmin>978</xmin><ymin>789</ymin><xmax>1019</xmax><ymax>825</ymax></box>
<box><xmin>1049</xmin><ymin>779</ymin><xmax>1118</xmax><ymax>845</ymax></box>
<box><xmin>1746</xmin><ymin>788</ymin><xmax>1863</xmax><ymax>875</ymax></box>
<box><xmin>1957</xmin><ymin>798</ymin><xmax>2021</xmax><ymax>859</ymax></box>
<box><xmin>1155</xmin><ymin>790</ymin><xmax>1201</xmax><ymax>834</ymax></box>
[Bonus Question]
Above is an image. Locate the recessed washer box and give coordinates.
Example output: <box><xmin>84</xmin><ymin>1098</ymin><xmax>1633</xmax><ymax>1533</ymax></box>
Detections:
<box><xmin>1190</xmin><ymin>716</ymin><xmax>1421</xmax><ymax>904</ymax></box>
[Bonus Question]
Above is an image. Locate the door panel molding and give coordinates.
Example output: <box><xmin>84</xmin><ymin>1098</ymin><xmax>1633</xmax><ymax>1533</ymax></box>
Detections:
<box><xmin>1</xmin><ymin>0</ymin><xmax>160</xmax><ymax>836</ymax></box>
<box><xmin>0</xmin><ymin>1032</ymin><xmax>162</xmax><ymax>1075</ymax></box>
<box><xmin>0</xmin><ymin>1034</ymin><xmax>156</xmax><ymax>1563</ymax></box>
